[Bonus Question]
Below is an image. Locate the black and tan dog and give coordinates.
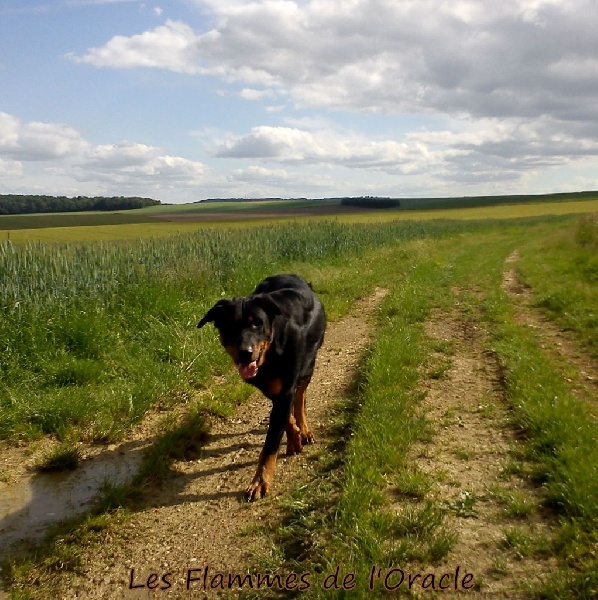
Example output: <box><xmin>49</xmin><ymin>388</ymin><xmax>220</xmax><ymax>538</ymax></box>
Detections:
<box><xmin>197</xmin><ymin>274</ymin><xmax>326</xmax><ymax>501</ymax></box>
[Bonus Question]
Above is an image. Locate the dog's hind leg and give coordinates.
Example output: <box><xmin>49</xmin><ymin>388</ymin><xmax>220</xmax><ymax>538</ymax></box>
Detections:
<box><xmin>285</xmin><ymin>414</ymin><xmax>303</xmax><ymax>455</ymax></box>
<box><xmin>294</xmin><ymin>375</ymin><xmax>315</xmax><ymax>445</ymax></box>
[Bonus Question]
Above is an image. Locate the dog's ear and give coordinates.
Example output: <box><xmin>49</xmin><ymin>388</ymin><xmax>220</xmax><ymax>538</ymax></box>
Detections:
<box><xmin>251</xmin><ymin>294</ymin><xmax>284</xmax><ymax>322</ymax></box>
<box><xmin>252</xmin><ymin>294</ymin><xmax>288</xmax><ymax>353</ymax></box>
<box><xmin>197</xmin><ymin>299</ymin><xmax>230</xmax><ymax>329</ymax></box>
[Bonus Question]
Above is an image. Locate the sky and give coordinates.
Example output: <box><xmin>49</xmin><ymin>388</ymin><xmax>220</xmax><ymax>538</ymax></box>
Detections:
<box><xmin>0</xmin><ymin>0</ymin><xmax>597</xmax><ymax>204</ymax></box>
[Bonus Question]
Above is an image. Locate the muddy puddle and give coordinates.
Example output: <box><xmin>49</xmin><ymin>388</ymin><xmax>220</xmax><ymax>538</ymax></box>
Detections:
<box><xmin>0</xmin><ymin>440</ymin><xmax>148</xmax><ymax>565</ymax></box>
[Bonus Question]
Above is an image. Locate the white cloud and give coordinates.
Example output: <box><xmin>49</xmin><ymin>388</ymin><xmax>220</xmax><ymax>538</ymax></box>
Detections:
<box><xmin>0</xmin><ymin>112</ymin><xmax>89</xmax><ymax>161</ymax></box>
<box><xmin>239</xmin><ymin>88</ymin><xmax>276</xmax><ymax>101</ymax></box>
<box><xmin>229</xmin><ymin>165</ymin><xmax>291</xmax><ymax>183</ymax></box>
<box><xmin>0</xmin><ymin>158</ymin><xmax>22</xmax><ymax>177</ymax></box>
<box><xmin>79</xmin><ymin>144</ymin><xmax>205</xmax><ymax>182</ymax></box>
<box><xmin>217</xmin><ymin>126</ymin><xmax>315</xmax><ymax>160</ymax></box>
<box><xmin>228</xmin><ymin>165</ymin><xmax>335</xmax><ymax>194</ymax></box>
<box><xmin>0</xmin><ymin>112</ymin><xmax>19</xmax><ymax>147</ymax></box>
<box><xmin>71</xmin><ymin>1</ymin><xmax>598</xmax><ymax>123</ymax></box>
<box><xmin>66</xmin><ymin>0</ymin><xmax>598</xmax><ymax>186</ymax></box>
<box><xmin>216</xmin><ymin>125</ymin><xmax>448</xmax><ymax>177</ymax></box>
<box><xmin>0</xmin><ymin>112</ymin><xmax>206</xmax><ymax>194</ymax></box>
<box><xmin>214</xmin><ymin>115</ymin><xmax>598</xmax><ymax>186</ymax></box>
<box><xmin>67</xmin><ymin>20</ymin><xmax>206</xmax><ymax>73</ymax></box>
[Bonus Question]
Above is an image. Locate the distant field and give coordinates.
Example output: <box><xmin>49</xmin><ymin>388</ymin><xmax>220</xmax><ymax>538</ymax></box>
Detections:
<box><xmin>135</xmin><ymin>190</ymin><xmax>598</xmax><ymax>214</ymax></box>
<box><xmin>1</xmin><ymin>221</ymin><xmax>219</xmax><ymax>243</ymax></box>
<box><xmin>0</xmin><ymin>212</ymin><xmax>156</xmax><ymax>231</ymax></box>
<box><xmin>0</xmin><ymin>195</ymin><xmax>598</xmax><ymax>243</ymax></box>
<box><xmin>136</xmin><ymin>198</ymin><xmax>341</xmax><ymax>214</ymax></box>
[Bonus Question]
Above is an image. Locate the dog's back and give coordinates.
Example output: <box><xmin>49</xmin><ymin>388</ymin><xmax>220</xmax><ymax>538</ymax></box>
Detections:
<box><xmin>254</xmin><ymin>274</ymin><xmax>325</xmax><ymax>338</ymax></box>
<box><xmin>252</xmin><ymin>273</ymin><xmax>314</xmax><ymax>300</ymax></box>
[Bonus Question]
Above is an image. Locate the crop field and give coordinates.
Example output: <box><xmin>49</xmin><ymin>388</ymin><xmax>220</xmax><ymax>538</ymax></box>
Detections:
<box><xmin>0</xmin><ymin>212</ymin><xmax>157</xmax><ymax>231</ymax></box>
<box><xmin>1</xmin><ymin>196</ymin><xmax>597</xmax><ymax>244</ymax></box>
<box><xmin>0</xmin><ymin>206</ymin><xmax>597</xmax><ymax>598</ymax></box>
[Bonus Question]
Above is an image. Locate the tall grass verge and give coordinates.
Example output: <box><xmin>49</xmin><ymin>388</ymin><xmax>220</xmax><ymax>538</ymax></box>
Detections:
<box><xmin>484</xmin><ymin>292</ymin><xmax>598</xmax><ymax>598</ymax></box>
<box><xmin>517</xmin><ymin>215</ymin><xmax>598</xmax><ymax>357</ymax></box>
<box><xmin>0</xmin><ymin>218</ymin><xmax>504</xmax><ymax>443</ymax></box>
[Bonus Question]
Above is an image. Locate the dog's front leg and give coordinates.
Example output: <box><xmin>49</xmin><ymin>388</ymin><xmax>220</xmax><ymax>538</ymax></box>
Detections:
<box><xmin>245</xmin><ymin>396</ymin><xmax>292</xmax><ymax>501</ymax></box>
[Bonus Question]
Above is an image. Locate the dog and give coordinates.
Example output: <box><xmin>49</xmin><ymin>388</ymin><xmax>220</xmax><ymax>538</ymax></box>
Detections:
<box><xmin>197</xmin><ymin>274</ymin><xmax>326</xmax><ymax>501</ymax></box>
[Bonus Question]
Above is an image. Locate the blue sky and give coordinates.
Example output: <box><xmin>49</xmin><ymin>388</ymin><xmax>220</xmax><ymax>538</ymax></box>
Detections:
<box><xmin>1</xmin><ymin>0</ymin><xmax>597</xmax><ymax>204</ymax></box>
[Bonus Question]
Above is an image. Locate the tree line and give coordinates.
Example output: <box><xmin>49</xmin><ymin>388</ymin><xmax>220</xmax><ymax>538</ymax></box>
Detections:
<box><xmin>0</xmin><ymin>195</ymin><xmax>160</xmax><ymax>215</ymax></box>
<box><xmin>340</xmin><ymin>197</ymin><xmax>401</xmax><ymax>209</ymax></box>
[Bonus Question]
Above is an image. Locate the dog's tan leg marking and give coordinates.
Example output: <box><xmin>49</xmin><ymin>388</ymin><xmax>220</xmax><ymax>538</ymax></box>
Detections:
<box><xmin>294</xmin><ymin>377</ymin><xmax>315</xmax><ymax>445</ymax></box>
<box><xmin>245</xmin><ymin>450</ymin><xmax>277</xmax><ymax>501</ymax></box>
<box><xmin>285</xmin><ymin>414</ymin><xmax>303</xmax><ymax>455</ymax></box>
<box><xmin>267</xmin><ymin>376</ymin><xmax>283</xmax><ymax>398</ymax></box>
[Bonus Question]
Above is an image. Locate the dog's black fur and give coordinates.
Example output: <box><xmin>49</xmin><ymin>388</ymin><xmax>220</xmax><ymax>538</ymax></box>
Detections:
<box><xmin>198</xmin><ymin>274</ymin><xmax>326</xmax><ymax>500</ymax></box>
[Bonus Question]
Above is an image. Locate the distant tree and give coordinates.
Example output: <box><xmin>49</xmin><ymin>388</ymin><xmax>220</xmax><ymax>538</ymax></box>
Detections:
<box><xmin>0</xmin><ymin>195</ymin><xmax>160</xmax><ymax>215</ymax></box>
<box><xmin>340</xmin><ymin>197</ymin><xmax>401</xmax><ymax>209</ymax></box>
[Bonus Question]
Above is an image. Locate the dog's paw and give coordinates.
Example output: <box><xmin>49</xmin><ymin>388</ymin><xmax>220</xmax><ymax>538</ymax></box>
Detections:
<box><xmin>301</xmin><ymin>430</ymin><xmax>316</xmax><ymax>445</ymax></box>
<box><xmin>245</xmin><ymin>478</ymin><xmax>270</xmax><ymax>502</ymax></box>
<box><xmin>286</xmin><ymin>432</ymin><xmax>303</xmax><ymax>455</ymax></box>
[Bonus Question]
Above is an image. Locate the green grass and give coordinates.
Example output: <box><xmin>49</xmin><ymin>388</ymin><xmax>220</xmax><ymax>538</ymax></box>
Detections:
<box><xmin>35</xmin><ymin>443</ymin><xmax>81</xmax><ymax>472</ymax></box>
<box><xmin>492</xmin><ymin>488</ymin><xmax>537</xmax><ymax>519</ymax></box>
<box><xmin>483</xmin><ymin>294</ymin><xmax>598</xmax><ymax>597</ymax></box>
<box><xmin>517</xmin><ymin>214</ymin><xmax>598</xmax><ymax>357</ymax></box>
<box><xmin>319</xmin><ymin>307</ymin><xmax>443</xmax><ymax>591</ymax></box>
<box><xmin>4</xmin><ymin>509</ymin><xmax>126</xmax><ymax>598</ymax></box>
<box><xmin>0</xmin><ymin>218</ymin><xmax>495</xmax><ymax>444</ymax></box>
<box><xmin>3</xmin><ymin>214</ymin><xmax>598</xmax><ymax>599</ymax></box>
<box><xmin>430</xmin><ymin>222</ymin><xmax>597</xmax><ymax>596</ymax></box>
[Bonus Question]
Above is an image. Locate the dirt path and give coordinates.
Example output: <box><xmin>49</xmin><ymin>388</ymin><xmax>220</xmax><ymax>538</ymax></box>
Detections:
<box><xmin>40</xmin><ymin>288</ymin><xmax>387</xmax><ymax>599</ymax></box>
<box><xmin>411</xmin><ymin>300</ymin><xmax>557</xmax><ymax>597</ymax></box>
<box><xmin>502</xmin><ymin>251</ymin><xmax>598</xmax><ymax>418</ymax></box>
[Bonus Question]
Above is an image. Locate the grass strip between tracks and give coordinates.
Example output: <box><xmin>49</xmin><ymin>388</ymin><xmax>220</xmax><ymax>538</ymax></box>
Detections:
<box><xmin>264</xmin><ymin>224</ymin><xmax>597</xmax><ymax>599</ymax></box>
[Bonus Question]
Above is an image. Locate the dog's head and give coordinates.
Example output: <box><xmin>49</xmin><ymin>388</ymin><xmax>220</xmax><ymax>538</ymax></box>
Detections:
<box><xmin>198</xmin><ymin>295</ymin><xmax>283</xmax><ymax>380</ymax></box>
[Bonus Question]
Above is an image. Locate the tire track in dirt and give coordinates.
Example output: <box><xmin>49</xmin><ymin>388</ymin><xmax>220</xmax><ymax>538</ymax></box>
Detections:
<box><xmin>410</xmin><ymin>302</ymin><xmax>557</xmax><ymax>598</ymax></box>
<box><xmin>502</xmin><ymin>251</ymin><xmax>598</xmax><ymax>418</ymax></box>
<box><xmin>45</xmin><ymin>288</ymin><xmax>387</xmax><ymax>599</ymax></box>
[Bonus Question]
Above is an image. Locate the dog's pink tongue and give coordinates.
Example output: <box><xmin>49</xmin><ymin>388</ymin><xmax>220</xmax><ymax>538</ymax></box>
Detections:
<box><xmin>238</xmin><ymin>361</ymin><xmax>258</xmax><ymax>380</ymax></box>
